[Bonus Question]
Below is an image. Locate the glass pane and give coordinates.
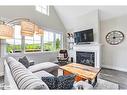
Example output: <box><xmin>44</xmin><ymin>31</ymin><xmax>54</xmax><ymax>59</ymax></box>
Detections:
<box><xmin>56</xmin><ymin>33</ymin><xmax>61</xmax><ymax>40</ymax></box>
<box><xmin>6</xmin><ymin>39</ymin><xmax>14</xmax><ymax>53</ymax></box>
<box><xmin>44</xmin><ymin>31</ymin><xmax>49</xmax><ymax>43</ymax></box>
<box><xmin>43</xmin><ymin>31</ymin><xmax>54</xmax><ymax>51</ymax></box>
<box><xmin>25</xmin><ymin>40</ymin><xmax>33</xmax><ymax>51</ymax></box>
<box><xmin>34</xmin><ymin>35</ymin><xmax>41</xmax><ymax>41</ymax></box>
<box><xmin>14</xmin><ymin>39</ymin><xmax>21</xmax><ymax>53</ymax></box>
<box><xmin>34</xmin><ymin>40</ymin><xmax>41</xmax><ymax>44</ymax></box>
<box><xmin>48</xmin><ymin>32</ymin><xmax>53</xmax><ymax>41</ymax></box>
<box><xmin>14</xmin><ymin>25</ymin><xmax>21</xmax><ymax>39</ymax></box>
<box><xmin>25</xmin><ymin>36</ymin><xmax>33</xmax><ymax>40</ymax></box>
<box><xmin>36</xmin><ymin>6</ymin><xmax>42</xmax><ymax>12</ymax></box>
<box><xmin>55</xmin><ymin>33</ymin><xmax>61</xmax><ymax>51</ymax></box>
<box><xmin>6</xmin><ymin>39</ymin><xmax>14</xmax><ymax>45</ymax></box>
<box><xmin>35</xmin><ymin>5</ymin><xmax>49</xmax><ymax>15</ymax></box>
<box><xmin>6</xmin><ymin>25</ymin><xmax>22</xmax><ymax>53</ymax></box>
<box><xmin>25</xmin><ymin>35</ymin><xmax>41</xmax><ymax>52</ymax></box>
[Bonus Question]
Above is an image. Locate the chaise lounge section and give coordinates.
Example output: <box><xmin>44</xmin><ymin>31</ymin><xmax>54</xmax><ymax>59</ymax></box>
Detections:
<box><xmin>28</xmin><ymin>62</ymin><xmax>59</xmax><ymax>76</ymax></box>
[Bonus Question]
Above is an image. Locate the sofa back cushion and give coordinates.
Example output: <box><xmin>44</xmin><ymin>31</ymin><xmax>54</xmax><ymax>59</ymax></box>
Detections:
<box><xmin>4</xmin><ymin>60</ymin><xmax>19</xmax><ymax>89</ymax></box>
<box><xmin>6</xmin><ymin>57</ymin><xmax>49</xmax><ymax>90</ymax></box>
<box><xmin>18</xmin><ymin>56</ymin><xmax>30</xmax><ymax>68</ymax></box>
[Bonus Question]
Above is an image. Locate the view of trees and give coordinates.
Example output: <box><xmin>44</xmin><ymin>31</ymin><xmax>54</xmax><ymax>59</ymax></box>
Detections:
<box><xmin>43</xmin><ymin>38</ymin><xmax>61</xmax><ymax>51</ymax></box>
<box><xmin>56</xmin><ymin>38</ymin><xmax>61</xmax><ymax>50</ymax></box>
<box><xmin>6</xmin><ymin>38</ymin><xmax>61</xmax><ymax>53</ymax></box>
<box><xmin>6</xmin><ymin>44</ymin><xmax>21</xmax><ymax>53</ymax></box>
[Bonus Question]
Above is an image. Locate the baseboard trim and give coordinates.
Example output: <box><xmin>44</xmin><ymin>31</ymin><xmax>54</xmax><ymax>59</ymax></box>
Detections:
<box><xmin>101</xmin><ymin>64</ymin><xmax>127</xmax><ymax>72</ymax></box>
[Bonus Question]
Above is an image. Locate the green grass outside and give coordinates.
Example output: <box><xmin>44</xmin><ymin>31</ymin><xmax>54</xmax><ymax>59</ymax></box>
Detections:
<box><xmin>6</xmin><ymin>38</ymin><xmax>61</xmax><ymax>53</ymax></box>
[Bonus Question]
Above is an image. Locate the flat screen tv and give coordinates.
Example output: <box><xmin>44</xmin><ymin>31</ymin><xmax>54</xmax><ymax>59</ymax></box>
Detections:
<box><xmin>74</xmin><ymin>29</ymin><xmax>94</xmax><ymax>44</ymax></box>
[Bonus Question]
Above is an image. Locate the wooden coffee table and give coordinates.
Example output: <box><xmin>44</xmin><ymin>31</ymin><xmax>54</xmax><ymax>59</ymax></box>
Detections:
<box><xmin>60</xmin><ymin>63</ymin><xmax>101</xmax><ymax>87</ymax></box>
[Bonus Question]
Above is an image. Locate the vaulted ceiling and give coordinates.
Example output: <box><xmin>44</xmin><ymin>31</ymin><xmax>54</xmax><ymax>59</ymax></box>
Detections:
<box><xmin>54</xmin><ymin>6</ymin><xmax>127</xmax><ymax>31</ymax></box>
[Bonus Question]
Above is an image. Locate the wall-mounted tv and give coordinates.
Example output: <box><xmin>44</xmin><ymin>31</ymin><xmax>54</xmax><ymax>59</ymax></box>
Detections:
<box><xmin>74</xmin><ymin>29</ymin><xmax>94</xmax><ymax>44</ymax></box>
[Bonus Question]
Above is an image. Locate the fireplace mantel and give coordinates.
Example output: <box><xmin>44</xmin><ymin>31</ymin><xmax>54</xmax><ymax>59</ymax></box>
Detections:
<box><xmin>70</xmin><ymin>43</ymin><xmax>102</xmax><ymax>68</ymax></box>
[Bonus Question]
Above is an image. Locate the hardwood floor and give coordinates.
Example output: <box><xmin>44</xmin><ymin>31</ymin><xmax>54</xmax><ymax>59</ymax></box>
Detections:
<box><xmin>99</xmin><ymin>68</ymin><xmax>127</xmax><ymax>89</ymax></box>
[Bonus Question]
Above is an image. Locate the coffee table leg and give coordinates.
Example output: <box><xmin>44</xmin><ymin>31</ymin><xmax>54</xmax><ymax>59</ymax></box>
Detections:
<box><xmin>92</xmin><ymin>76</ymin><xmax>97</xmax><ymax>87</ymax></box>
<box><xmin>88</xmin><ymin>76</ymin><xmax>97</xmax><ymax>87</ymax></box>
<box><xmin>88</xmin><ymin>80</ymin><xmax>92</xmax><ymax>84</ymax></box>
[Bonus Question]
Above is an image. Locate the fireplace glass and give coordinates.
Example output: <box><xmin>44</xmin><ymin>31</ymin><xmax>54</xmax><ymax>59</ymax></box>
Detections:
<box><xmin>76</xmin><ymin>51</ymin><xmax>95</xmax><ymax>67</ymax></box>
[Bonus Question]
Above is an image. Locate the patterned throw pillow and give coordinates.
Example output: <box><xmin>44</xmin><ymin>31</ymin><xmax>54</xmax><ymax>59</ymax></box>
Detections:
<box><xmin>41</xmin><ymin>77</ymin><xmax>57</xmax><ymax>89</ymax></box>
<box><xmin>18</xmin><ymin>56</ymin><xmax>30</xmax><ymax>68</ymax></box>
<box><xmin>57</xmin><ymin>74</ymin><xmax>75</xmax><ymax>89</ymax></box>
<box><xmin>41</xmin><ymin>74</ymin><xmax>75</xmax><ymax>89</ymax></box>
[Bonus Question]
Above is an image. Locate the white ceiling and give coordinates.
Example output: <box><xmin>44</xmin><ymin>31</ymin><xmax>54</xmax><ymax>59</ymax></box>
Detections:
<box><xmin>54</xmin><ymin>6</ymin><xmax>127</xmax><ymax>31</ymax></box>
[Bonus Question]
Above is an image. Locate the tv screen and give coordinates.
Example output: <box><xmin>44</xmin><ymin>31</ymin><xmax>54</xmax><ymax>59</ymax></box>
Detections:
<box><xmin>74</xmin><ymin>29</ymin><xmax>94</xmax><ymax>44</ymax></box>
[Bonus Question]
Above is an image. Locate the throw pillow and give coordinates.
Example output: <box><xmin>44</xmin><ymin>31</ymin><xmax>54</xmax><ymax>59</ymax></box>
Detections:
<box><xmin>41</xmin><ymin>77</ymin><xmax>57</xmax><ymax>89</ymax></box>
<box><xmin>18</xmin><ymin>56</ymin><xmax>30</xmax><ymax>68</ymax></box>
<box><xmin>41</xmin><ymin>74</ymin><xmax>75</xmax><ymax>89</ymax></box>
<box><xmin>57</xmin><ymin>74</ymin><xmax>75</xmax><ymax>89</ymax></box>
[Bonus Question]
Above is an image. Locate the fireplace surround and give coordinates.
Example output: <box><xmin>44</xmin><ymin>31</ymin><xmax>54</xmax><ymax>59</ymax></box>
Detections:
<box><xmin>71</xmin><ymin>43</ymin><xmax>101</xmax><ymax>68</ymax></box>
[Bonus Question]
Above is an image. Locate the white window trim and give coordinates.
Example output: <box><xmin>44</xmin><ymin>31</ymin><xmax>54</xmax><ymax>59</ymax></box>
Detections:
<box><xmin>6</xmin><ymin>28</ymin><xmax>63</xmax><ymax>54</ymax></box>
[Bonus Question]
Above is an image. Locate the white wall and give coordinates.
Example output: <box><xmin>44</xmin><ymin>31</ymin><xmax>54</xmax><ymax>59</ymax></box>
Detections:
<box><xmin>6</xmin><ymin>52</ymin><xmax>58</xmax><ymax>64</ymax></box>
<box><xmin>68</xmin><ymin>10</ymin><xmax>100</xmax><ymax>43</ymax></box>
<box><xmin>101</xmin><ymin>15</ymin><xmax>127</xmax><ymax>72</ymax></box>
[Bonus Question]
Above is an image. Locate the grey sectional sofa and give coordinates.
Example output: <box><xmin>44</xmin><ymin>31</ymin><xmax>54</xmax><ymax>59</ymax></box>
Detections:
<box><xmin>4</xmin><ymin>57</ymin><xmax>59</xmax><ymax>90</ymax></box>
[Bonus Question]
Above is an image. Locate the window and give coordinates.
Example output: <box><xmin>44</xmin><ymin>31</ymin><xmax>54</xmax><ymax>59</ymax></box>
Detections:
<box><xmin>43</xmin><ymin>31</ymin><xmax>54</xmax><ymax>51</ymax></box>
<box><xmin>35</xmin><ymin>5</ymin><xmax>49</xmax><ymax>16</ymax></box>
<box><xmin>6</xmin><ymin>26</ymin><xmax>62</xmax><ymax>53</ymax></box>
<box><xmin>6</xmin><ymin>25</ymin><xmax>21</xmax><ymax>53</ymax></box>
<box><xmin>25</xmin><ymin>35</ymin><xmax>41</xmax><ymax>52</ymax></box>
<box><xmin>43</xmin><ymin>30</ymin><xmax>62</xmax><ymax>51</ymax></box>
<box><xmin>55</xmin><ymin>33</ymin><xmax>62</xmax><ymax>51</ymax></box>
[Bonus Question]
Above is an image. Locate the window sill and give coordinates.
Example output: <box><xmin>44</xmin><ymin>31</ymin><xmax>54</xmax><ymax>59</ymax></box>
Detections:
<box><xmin>7</xmin><ymin>51</ymin><xmax>59</xmax><ymax>55</ymax></box>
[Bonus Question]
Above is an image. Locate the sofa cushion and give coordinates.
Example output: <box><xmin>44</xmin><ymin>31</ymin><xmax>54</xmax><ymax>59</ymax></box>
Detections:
<box><xmin>18</xmin><ymin>56</ymin><xmax>30</xmax><ymax>68</ymax></box>
<box><xmin>57</xmin><ymin>74</ymin><xmax>75</xmax><ymax>89</ymax></box>
<box><xmin>18</xmin><ymin>73</ymin><xmax>48</xmax><ymax>89</ymax></box>
<box><xmin>28</xmin><ymin>62</ymin><xmax>59</xmax><ymax>73</ymax></box>
<box><xmin>33</xmin><ymin>70</ymin><xmax>54</xmax><ymax>79</ymax></box>
<box><xmin>41</xmin><ymin>77</ymin><xmax>57</xmax><ymax>89</ymax></box>
<box><xmin>41</xmin><ymin>74</ymin><xmax>75</xmax><ymax>89</ymax></box>
<box><xmin>6</xmin><ymin>57</ymin><xmax>49</xmax><ymax>90</ymax></box>
<box><xmin>4</xmin><ymin>60</ymin><xmax>19</xmax><ymax>89</ymax></box>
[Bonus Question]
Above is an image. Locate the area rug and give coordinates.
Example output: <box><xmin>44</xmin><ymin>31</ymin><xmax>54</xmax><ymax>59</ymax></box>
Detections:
<box><xmin>73</xmin><ymin>78</ymin><xmax>119</xmax><ymax>90</ymax></box>
<box><xmin>94</xmin><ymin>78</ymin><xmax>119</xmax><ymax>89</ymax></box>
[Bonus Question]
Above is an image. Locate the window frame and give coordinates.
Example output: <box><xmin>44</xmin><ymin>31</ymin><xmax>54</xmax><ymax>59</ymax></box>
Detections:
<box><xmin>6</xmin><ymin>27</ymin><xmax>63</xmax><ymax>54</ymax></box>
<box><xmin>35</xmin><ymin>5</ymin><xmax>49</xmax><ymax>16</ymax></box>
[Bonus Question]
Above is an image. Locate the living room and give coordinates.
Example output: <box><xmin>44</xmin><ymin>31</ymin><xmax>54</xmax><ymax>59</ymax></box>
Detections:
<box><xmin>0</xmin><ymin>5</ymin><xmax>127</xmax><ymax>91</ymax></box>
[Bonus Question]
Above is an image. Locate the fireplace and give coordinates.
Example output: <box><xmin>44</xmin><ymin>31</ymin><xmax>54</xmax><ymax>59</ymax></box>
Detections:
<box><xmin>76</xmin><ymin>51</ymin><xmax>95</xmax><ymax>67</ymax></box>
<box><xmin>70</xmin><ymin>44</ymin><xmax>101</xmax><ymax>68</ymax></box>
